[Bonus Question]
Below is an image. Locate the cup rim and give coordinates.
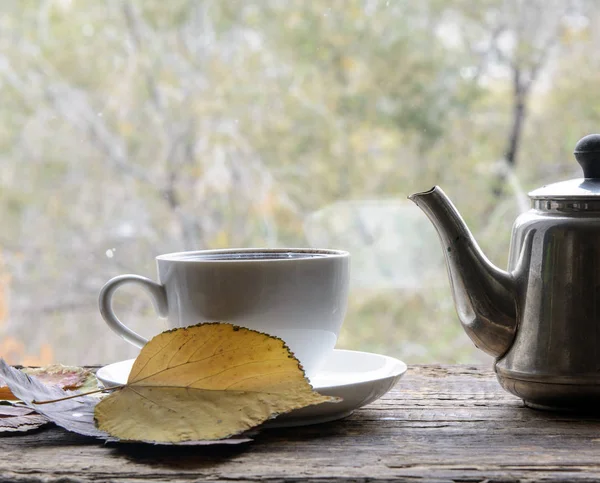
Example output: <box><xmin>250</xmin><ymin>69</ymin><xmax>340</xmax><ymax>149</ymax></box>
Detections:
<box><xmin>156</xmin><ymin>248</ymin><xmax>350</xmax><ymax>262</ymax></box>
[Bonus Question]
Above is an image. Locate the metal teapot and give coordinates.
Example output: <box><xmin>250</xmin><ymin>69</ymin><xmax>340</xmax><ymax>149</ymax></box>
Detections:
<box><xmin>409</xmin><ymin>134</ymin><xmax>600</xmax><ymax>410</ymax></box>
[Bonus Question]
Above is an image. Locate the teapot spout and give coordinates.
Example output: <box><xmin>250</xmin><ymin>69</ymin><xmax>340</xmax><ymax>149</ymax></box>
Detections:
<box><xmin>409</xmin><ymin>187</ymin><xmax>519</xmax><ymax>358</ymax></box>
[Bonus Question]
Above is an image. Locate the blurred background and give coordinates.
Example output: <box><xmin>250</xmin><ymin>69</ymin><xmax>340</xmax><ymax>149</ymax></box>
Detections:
<box><xmin>1</xmin><ymin>0</ymin><xmax>598</xmax><ymax>366</ymax></box>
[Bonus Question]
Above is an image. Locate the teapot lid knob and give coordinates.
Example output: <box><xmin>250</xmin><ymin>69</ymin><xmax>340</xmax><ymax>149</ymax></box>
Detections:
<box><xmin>574</xmin><ymin>134</ymin><xmax>600</xmax><ymax>179</ymax></box>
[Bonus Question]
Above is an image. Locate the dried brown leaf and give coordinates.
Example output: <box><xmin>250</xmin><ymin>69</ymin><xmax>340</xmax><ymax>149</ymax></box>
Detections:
<box><xmin>0</xmin><ymin>359</ymin><xmax>108</xmax><ymax>438</ymax></box>
<box><xmin>0</xmin><ymin>404</ymin><xmax>48</xmax><ymax>433</ymax></box>
<box><xmin>0</xmin><ymin>365</ymin><xmax>95</xmax><ymax>401</ymax></box>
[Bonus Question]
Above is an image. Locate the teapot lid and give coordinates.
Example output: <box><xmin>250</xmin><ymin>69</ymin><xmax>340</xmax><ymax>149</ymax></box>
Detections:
<box><xmin>529</xmin><ymin>134</ymin><xmax>600</xmax><ymax>200</ymax></box>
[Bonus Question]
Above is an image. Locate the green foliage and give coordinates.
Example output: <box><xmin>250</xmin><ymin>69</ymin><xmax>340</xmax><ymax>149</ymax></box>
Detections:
<box><xmin>1</xmin><ymin>0</ymin><xmax>599</xmax><ymax>365</ymax></box>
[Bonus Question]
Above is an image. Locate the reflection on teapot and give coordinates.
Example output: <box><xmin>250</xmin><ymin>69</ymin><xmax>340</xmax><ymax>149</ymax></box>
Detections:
<box><xmin>410</xmin><ymin>134</ymin><xmax>600</xmax><ymax>411</ymax></box>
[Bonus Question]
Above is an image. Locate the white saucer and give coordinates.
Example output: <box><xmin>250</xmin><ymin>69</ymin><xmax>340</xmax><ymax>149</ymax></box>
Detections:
<box><xmin>96</xmin><ymin>349</ymin><xmax>407</xmax><ymax>428</ymax></box>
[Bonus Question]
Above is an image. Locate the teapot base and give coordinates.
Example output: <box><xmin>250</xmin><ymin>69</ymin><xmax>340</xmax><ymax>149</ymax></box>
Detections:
<box><xmin>522</xmin><ymin>400</ymin><xmax>599</xmax><ymax>412</ymax></box>
<box><xmin>497</xmin><ymin>372</ymin><xmax>600</xmax><ymax>413</ymax></box>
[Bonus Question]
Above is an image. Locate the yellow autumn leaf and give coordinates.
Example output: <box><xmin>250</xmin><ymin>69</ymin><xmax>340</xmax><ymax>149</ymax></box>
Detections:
<box><xmin>94</xmin><ymin>323</ymin><xmax>336</xmax><ymax>443</ymax></box>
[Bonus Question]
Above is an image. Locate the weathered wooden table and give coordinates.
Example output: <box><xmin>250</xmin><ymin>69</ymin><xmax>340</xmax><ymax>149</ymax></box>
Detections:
<box><xmin>2</xmin><ymin>364</ymin><xmax>600</xmax><ymax>482</ymax></box>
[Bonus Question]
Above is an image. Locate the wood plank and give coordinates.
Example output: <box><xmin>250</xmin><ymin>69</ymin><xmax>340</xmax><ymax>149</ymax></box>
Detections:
<box><xmin>2</xmin><ymin>365</ymin><xmax>600</xmax><ymax>482</ymax></box>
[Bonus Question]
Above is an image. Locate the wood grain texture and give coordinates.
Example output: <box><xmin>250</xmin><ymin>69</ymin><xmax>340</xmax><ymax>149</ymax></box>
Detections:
<box><xmin>2</xmin><ymin>364</ymin><xmax>600</xmax><ymax>482</ymax></box>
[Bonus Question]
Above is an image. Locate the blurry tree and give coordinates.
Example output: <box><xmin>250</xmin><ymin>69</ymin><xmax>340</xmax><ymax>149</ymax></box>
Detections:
<box><xmin>0</xmin><ymin>0</ymin><xmax>598</xmax><ymax>365</ymax></box>
<box><xmin>449</xmin><ymin>0</ymin><xmax>573</xmax><ymax>196</ymax></box>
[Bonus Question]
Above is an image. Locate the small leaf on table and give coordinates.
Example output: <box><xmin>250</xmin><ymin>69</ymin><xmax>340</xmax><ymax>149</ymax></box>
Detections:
<box><xmin>0</xmin><ymin>359</ymin><xmax>108</xmax><ymax>438</ymax></box>
<box><xmin>0</xmin><ymin>365</ymin><xmax>96</xmax><ymax>401</ymax></box>
<box><xmin>0</xmin><ymin>404</ymin><xmax>48</xmax><ymax>433</ymax></box>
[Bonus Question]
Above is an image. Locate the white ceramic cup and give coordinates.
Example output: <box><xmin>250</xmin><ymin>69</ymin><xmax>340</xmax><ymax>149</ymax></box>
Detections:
<box><xmin>98</xmin><ymin>248</ymin><xmax>350</xmax><ymax>378</ymax></box>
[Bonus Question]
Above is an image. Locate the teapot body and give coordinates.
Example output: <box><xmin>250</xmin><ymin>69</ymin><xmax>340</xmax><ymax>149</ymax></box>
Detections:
<box><xmin>410</xmin><ymin>135</ymin><xmax>600</xmax><ymax>411</ymax></box>
<box><xmin>496</xmin><ymin>200</ymin><xmax>600</xmax><ymax>409</ymax></box>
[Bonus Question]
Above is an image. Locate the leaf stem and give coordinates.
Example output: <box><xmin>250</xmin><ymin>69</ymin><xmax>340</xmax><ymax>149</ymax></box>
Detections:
<box><xmin>32</xmin><ymin>385</ymin><xmax>125</xmax><ymax>405</ymax></box>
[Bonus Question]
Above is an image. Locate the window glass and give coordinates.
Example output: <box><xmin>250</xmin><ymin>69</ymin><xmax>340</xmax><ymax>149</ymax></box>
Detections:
<box><xmin>2</xmin><ymin>0</ymin><xmax>598</xmax><ymax>365</ymax></box>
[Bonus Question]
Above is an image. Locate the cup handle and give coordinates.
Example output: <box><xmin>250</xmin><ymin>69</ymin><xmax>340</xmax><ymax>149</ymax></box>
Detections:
<box><xmin>98</xmin><ymin>274</ymin><xmax>168</xmax><ymax>348</ymax></box>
